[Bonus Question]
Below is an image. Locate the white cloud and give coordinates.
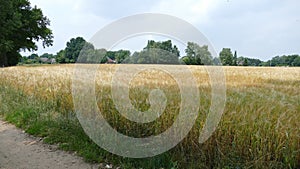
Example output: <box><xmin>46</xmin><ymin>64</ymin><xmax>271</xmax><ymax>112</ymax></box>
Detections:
<box><xmin>23</xmin><ymin>0</ymin><xmax>300</xmax><ymax>60</ymax></box>
<box><xmin>191</xmin><ymin>0</ymin><xmax>300</xmax><ymax>60</ymax></box>
<box><xmin>23</xmin><ymin>0</ymin><xmax>109</xmax><ymax>55</ymax></box>
<box><xmin>151</xmin><ymin>0</ymin><xmax>220</xmax><ymax>25</ymax></box>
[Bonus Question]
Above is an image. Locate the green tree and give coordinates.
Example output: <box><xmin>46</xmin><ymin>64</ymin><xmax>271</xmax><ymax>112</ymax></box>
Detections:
<box><xmin>243</xmin><ymin>58</ymin><xmax>248</xmax><ymax>66</ymax></box>
<box><xmin>219</xmin><ymin>48</ymin><xmax>233</xmax><ymax>66</ymax></box>
<box><xmin>40</xmin><ymin>53</ymin><xmax>54</xmax><ymax>59</ymax></box>
<box><xmin>213</xmin><ymin>57</ymin><xmax>221</xmax><ymax>65</ymax></box>
<box><xmin>25</xmin><ymin>53</ymin><xmax>40</xmax><ymax>63</ymax></box>
<box><xmin>28</xmin><ymin>53</ymin><xmax>39</xmax><ymax>60</ymax></box>
<box><xmin>184</xmin><ymin>42</ymin><xmax>213</xmax><ymax>65</ymax></box>
<box><xmin>270</xmin><ymin>56</ymin><xmax>280</xmax><ymax>66</ymax></box>
<box><xmin>124</xmin><ymin>40</ymin><xmax>180</xmax><ymax>64</ymax></box>
<box><xmin>55</xmin><ymin>50</ymin><xmax>66</xmax><ymax>63</ymax></box>
<box><xmin>129</xmin><ymin>52</ymin><xmax>140</xmax><ymax>64</ymax></box>
<box><xmin>0</xmin><ymin>0</ymin><xmax>53</xmax><ymax>66</ymax></box>
<box><xmin>237</xmin><ymin>56</ymin><xmax>262</xmax><ymax>66</ymax></box>
<box><xmin>80</xmin><ymin>48</ymin><xmax>106</xmax><ymax>64</ymax></box>
<box><xmin>292</xmin><ymin>56</ymin><xmax>300</xmax><ymax>66</ymax></box>
<box><xmin>247</xmin><ymin>58</ymin><xmax>262</xmax><ymax>66</ymax></box>
<box><xmin>105</xmin><ymin>51</ymin><xmax>116</xmax><ymax>61</ymax></box>
<box><xmin>180</xmin><ymin>56</ymin><xmax>192</xmax><ymax>65</ymax></box>
<box><xmin>141</xmin><ymin>40</ymin><xmax>180</xmax><ymax>64</ymax></box>
<box><xmin>233</xmin><ymin>50</ymin><xmax>238</xmax><ymax>66</ymax></box>
<box><xmin>115</xmin><ymin>50</ymin><xmax>131</xmax><ymax>63</ymax></box>
<box><xmin>95</xmin><ymin>49</ymin><xmax>107</xmax><ymax>63</ymax></box>
<box><xmin>65</xmin><ymin>37</ymin><xmax>91</xmax><ymax>63</ymax></box>
<box><xmin>266</xmin><ymin>54</ymin><xmax>300</xmax><ymax>67</ymax></box>
<box><xmin>287</xmin><ymin>55</ymin><xmax>298</xmax><ymax>66</ymax></box>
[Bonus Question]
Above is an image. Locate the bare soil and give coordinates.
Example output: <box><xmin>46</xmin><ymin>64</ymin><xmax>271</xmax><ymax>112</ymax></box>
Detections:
<box><xmin>0</xmin><ymin>119</ymin><xmax>101</xmax><ymax>169</ymax></box>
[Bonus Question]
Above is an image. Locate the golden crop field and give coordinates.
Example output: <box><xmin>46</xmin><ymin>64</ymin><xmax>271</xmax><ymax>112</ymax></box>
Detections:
<box><xmin>0</xmin><ymin>64</ymin><xmax>299</xmax><ymax>168</ymax></box>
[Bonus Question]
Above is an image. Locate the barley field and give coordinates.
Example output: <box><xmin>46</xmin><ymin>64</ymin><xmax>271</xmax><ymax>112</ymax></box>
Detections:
<box><xmin>0</xmin><ymin>64</ymin><xmax>299</xmax><ymax>168</ymax></box>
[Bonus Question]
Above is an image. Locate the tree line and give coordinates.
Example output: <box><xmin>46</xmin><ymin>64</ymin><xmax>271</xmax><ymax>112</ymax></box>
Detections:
<box><xmin>20</xmin><ymin>37</ymin><xmax>300</xmax><ymax>67</ymax></box>
<box><xmin>1</xmin><ymin>0</ymin><xmax>299</xmax><ymax>67</ymax></box>
<box><xmin>218</xmin><ymin>48</ymin><xmax>300</xmax><ymax>67</ymax></box>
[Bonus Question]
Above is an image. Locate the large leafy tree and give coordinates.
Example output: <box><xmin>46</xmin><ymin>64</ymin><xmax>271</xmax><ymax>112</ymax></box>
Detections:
<box><xmin>183</xmin><ymin>42</ymin><xmax>213</xmax><ymax>65</ymax></box>
<box><xmin>64</xmin><ymin>37</ymin><xmax>95</xmax><ymax>63</ymax></box>
<box><xmin>219</xmin><ymin>48</ymin><xmax>233</xmax><ymax>66</ymax></box>
<box><xmin>137</xmin><ymin>40</ymin><xmax>180</xmax><ymax>64</ymax></box>
<box><xmin>0</xmin><ymin>0</ymin><xmax>53</xmax><ymax>66</ymax></box>
<box><xmin>237</xmin><ymin>56</ymin><xmax>262</xmax><ymax>66</ymax></box>
<box><xmin>65</xmin><ymin>37</ymin><xmax>87</xmax><ymax>63</ymax></box>
<box><xmin>40</xmin><ymin>53</ymin><xmax>54</xmax><ymax>59</ymax></box>
<box><xmin>292</xmin><ymin>56</ymin><xmax>300</xmax><ymax>66</ymax></box>
<box><xmin>113</xmin><ymin>50</ymin><xmax>131</xmax><ymax>63</ymax></box>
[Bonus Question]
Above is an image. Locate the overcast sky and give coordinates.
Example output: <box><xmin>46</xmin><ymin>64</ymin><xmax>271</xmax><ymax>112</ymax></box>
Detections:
<box><xmin>27</xmin><ymin>0</ymin><xmax>300</xmax><ymax>61</ymax></box>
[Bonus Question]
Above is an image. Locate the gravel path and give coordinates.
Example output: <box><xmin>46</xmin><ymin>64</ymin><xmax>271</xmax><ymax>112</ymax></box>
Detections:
<box><xmin>0</xmin><ymin>120</ymin><xmax>100</xmax><ymax>169</ymax></box>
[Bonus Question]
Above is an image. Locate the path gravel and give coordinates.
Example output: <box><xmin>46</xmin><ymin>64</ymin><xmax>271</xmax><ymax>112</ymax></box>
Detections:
<box><xmin>0</xmin><ymin>120</ymin><xmax>101</xmax><ymax>169</ymax></box>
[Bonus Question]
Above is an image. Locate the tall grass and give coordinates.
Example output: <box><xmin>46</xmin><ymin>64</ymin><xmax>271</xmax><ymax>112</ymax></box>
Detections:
<box><xmin>0</xmin><ymin>65</ymin><xmax>299</xmax><ymax>168</ymax></box>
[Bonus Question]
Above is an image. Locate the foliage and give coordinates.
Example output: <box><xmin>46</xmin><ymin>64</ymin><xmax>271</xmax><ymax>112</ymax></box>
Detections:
<box><xmin>128</xmin><ymin>40</ymin><xmax>180</xmax><ymax>64</ymax></box>
<box><xmin>218</xmin><ymin>48</ymin><xmax>300</xmax><ymax>67</ymax></box>
<box><xmin>15</xmin><ymin>35</ymin><xmax>300</xmax><ymax>67</ymax></box>
<box><xmin>40</xmin><ymin>53</ymin><xmax>54</xmax><ymax>59</ymax></box>
<box><xmin>233</xmin><ymin>51</ymin><xmax>238</xmax><ymax>66</ymax></box>
<box><xmin>293</xmin><ymin>56</ymin><xmax>300</xmax><ymax>66</ymax></box>
<box><xmin>55</xmin><ymin>50</ymin><xmax>66</xmax><ymax>63</ymax></box>
<box><xmin>54</xmin><ymin>37</ymin><xmax>130</xmax><ymax>64</ymax></box>
<box><xmin>265</xmin><ymin>54</ymin><xmax>300</xmax><ymax>67</ymax></box>
<box><xmin>219</xmin><ymin>48</ymin><xmax>233</xmax><ymax>66</ymax></box>
<box><xmin>93</xmin><ymin>49</ymin><xmax>108</xmax><ymax>63</ymax></box>
<box><xmin>182</xmin><ymin>42</ymin><xmax>213</xmax><ymax>65</ymax></box>
<box><xmin>237</xmin><ymin>57</ymin><xmax>262</xmax><ymax>66</ymax></box>
<box><xmin>0</xmin><ymin>0</ymin><xmax>53</xmax><ymax>66</ymax></box>
<box><xmin>243</xmin><ymin>58</ymin><xmax>248</xmax><ymax>66</ymax></box>
<box><xmin>19</xmin><ymin>52</ymin><xmax>55</xmax><ymax>65</ymax></box>
<box><xmin>114</xmin><ymin>50</ymin><xmax>131</xmax><ymax>63</ymax></box>
<box><xmin>103</xmin><ymin>50</ymin><xmax>130</xmax><ymax>63</ymax></box>
<box><xmin>20</xmin><ymin>53</ymin><xmax>39</xmax><ymax>64</ymax></box>
<box><xmin>64</xmin><ymin>37</ymin><xmax>94</xmax><ymax>63</ymax></box>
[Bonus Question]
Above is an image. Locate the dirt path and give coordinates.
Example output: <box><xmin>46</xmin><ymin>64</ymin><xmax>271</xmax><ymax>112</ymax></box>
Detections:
<box><xmin>0</xmin><ymin>119</ymin><xmax>101</xmax><ymax>169</ymax></box>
